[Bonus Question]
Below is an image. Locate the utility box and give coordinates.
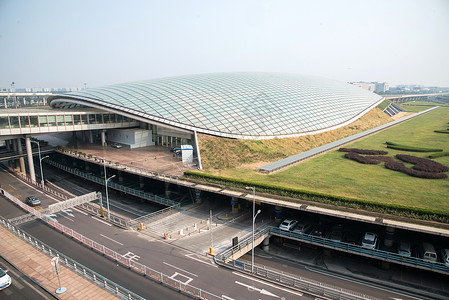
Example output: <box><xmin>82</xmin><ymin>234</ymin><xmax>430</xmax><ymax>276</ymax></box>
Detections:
<box><xmin>181</xmin><ymin>145</ymin><xmax>193</xmax><ymax>163</ymax></box>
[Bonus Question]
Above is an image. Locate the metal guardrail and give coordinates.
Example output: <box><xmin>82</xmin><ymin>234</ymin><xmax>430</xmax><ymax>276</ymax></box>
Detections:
<box><xmin>127</xmin><ymin>204</ymin><xmax>179</xmax><ymax>229</ymax></box>
<box><xmin>0</xmin><ymin>216</ymin><xmax>145</xmax><ymax>300</ymax></box>
<box><xmin>46</xmin><ymin>159</ymin><xmax>180</xmax><ymax>207</ymax></box>
<box><xmin>269</xmin><ymin>227</ymin><xmax>449</xmax><ymax>274</ymax></box>
<box><xmin>4</xmin><ymin>166</ymin><xmax>130</xmax><ymax>228</ymax></box>
<box><xmin>1</xmin><ymin>190</ymin><xmax>224</xmax><ymax>300</ymax></box>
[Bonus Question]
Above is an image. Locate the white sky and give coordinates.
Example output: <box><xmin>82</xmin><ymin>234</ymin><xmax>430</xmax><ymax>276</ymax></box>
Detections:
<box><xmin>1</xmin><ymin>0</ymin><xmax>448</xmax><ymax>89</ymax></box>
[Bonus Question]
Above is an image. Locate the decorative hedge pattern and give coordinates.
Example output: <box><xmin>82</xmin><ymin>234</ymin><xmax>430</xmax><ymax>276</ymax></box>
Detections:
<box><xmin>183</xmin><ymin>171</ymin><xmax>449</xmax><ymax>223</ymax></box>
<box><xmin>434</xmin><ymin>130</ymin><xmax>449</xmax><ymax>134</ymax></box>
<box><xmin>339</xmin><ymin>148</ymin><xmax>388</xmax><ymax>155</ymax></box>
<box><xmin>396</xmin><ymin>154</ymin><xmax>449</xmax><ymax>173</ymax></box>
<box><xmin>428</xmin><ymin>152</ymin><xmax>449</xmax><ymax>159</ymax></box>
<box><xmin>385</xmin><ymin>142</ymin><xmax>443</xmax><ymax>152</ymax></box>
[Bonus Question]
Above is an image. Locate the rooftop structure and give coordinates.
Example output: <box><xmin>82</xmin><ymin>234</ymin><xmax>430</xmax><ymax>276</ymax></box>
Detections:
<box><xmin>48</xmin><ymin>73</ymin><xmax>383</xmax><ymax>140</ymax></box>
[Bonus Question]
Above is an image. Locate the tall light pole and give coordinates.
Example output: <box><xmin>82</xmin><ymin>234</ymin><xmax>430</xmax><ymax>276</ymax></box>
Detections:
<box><xmin>246</xmin><ymin>186</ymin><xmax>260</xmax><ymax>273</ymax></box>
<box><xmin>104</xmin><ymin>159</ymin><xmax>115</xmax><ymax>220</ymax></box>
<box><xmin>31</xmin><ymin>140</ymin><xmax>49</xmax><ymax>188</ymax></box>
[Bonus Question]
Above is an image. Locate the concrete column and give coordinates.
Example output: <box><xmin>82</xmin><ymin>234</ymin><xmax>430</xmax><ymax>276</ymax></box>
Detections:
<box><xmin>85</xmin><ymin>162</ymin><xmax>90</xmax><ymax>171</ymax></box>
<box><xmin>165</xmin><ymin>182</ymin><xmax>171</xmax><ymax>197</ymax></box>
<box><xmin>88</xmin><ymin>130</ymin><xmax>94</xmax><ymax>144</ymax></box>
<box><xmin>17</xmin><ymin>138</ymin><xmax>26</xmax><ymax>175</ymax></box>
<box><xmin>384</xmin><ymin>227</ymin><xmax>395</xmax><ymax>248</ymax></box>
<box><xmin>12</xmin><ymin>139</ymin><xmax>20</xmax><ymax>171</ymax></box>
<box><xmin>262</xmin><ymin>236</ymin><xmax>270</xmax><ymax>252</ymax></box>
<box><xmin>274</xmin><ymin>206</ymin><xmax>282</xmax><ymax>225</ymax></box>
<box><xmin>3</xmin><ymin>98</ymin><xmax>6</xmax><ymax>109</ymax></box>
<box><xmin>118</xmin><ymin>171</ymin><xmax>124</xmax><ymax>183</ymax></box>
<box><xmin>72</xmin><ymin>131</ymin><xmax>78</xmax><ymax>148</ymax></box>
<box><xmin>231</xmin><ymin>197</ymin><xmax>239</xmax><ymax>213</ymax></box>
<box><xmin>139</xmin><ymin>176</ymin><xmax>145</xmax><ymax>189</ymax></box>
<box><xmin>101</xmin><ymin>130</ymin><xmax>106</xmax><ymax>146</ymax></box>
<box><xmin>25</xmin><ymin>136</ymin><xmax>36</xmax><ymax>182</ymax></box>
<box><xmin>82</xmin><ymin>131</ymin><xmax>86</xmax><ymax>142</ymax></box>
<box><xmin>5</xmin><ymin>139</ymin><xmax>11</xmax><ymax>152</ymax></box>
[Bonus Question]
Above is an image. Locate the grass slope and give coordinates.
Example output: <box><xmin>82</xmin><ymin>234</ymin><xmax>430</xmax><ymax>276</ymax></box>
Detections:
<box><xmin>196</xmin><ymin>106</ymin><xmax>449</xmax><ymax>214</ymax></box>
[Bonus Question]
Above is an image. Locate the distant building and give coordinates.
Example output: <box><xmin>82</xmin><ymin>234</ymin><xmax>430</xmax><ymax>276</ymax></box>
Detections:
<box><xmin>374</xmin><ymin>82</ymin><xmax>389</xmax><ymax>93</ymax></box>
<box><xmin>351</xmin><ymin>82</ymin><xmax>376</xmax><ymax>92</ymax></box>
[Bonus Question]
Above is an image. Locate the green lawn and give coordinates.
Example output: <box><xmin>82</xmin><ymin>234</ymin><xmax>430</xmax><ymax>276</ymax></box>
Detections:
<box><xmin>204</xmin><ymin>107</ymin><xmax>449</xmax><ymax>213</ymax></box>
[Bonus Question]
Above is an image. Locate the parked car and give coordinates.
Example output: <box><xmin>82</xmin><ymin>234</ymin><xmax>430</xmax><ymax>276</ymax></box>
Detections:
<box><xmin>111</xmin><ymin>143</ymin><xmax>122</xmax><ymax>149</ymax></box>
<box><xmin>25</xmin><ymin>196</ymin><xmax>41</xmax><ymax>207</ymax></box>
<box><xmin>327</xmin><ymin>226</ymin><xmax>343</xmax><ymax>242</ymax></box>
<box><xmin>397</xmin><ymin>240</ymin><xmax>412</xmax><ymax>257</ymax></box>
<box><xmin>310</xmin><ymin>225</ymin><xmax>329</xmax><ymax>238</ymax></box>
<box><xmin>441</xmin><ymin>248</ymin><xmax>449</xmax><ymax>266</ymax></box>
<box><xmin>342</xmin><ymin>231</ymin><xmax>360</xmax><ymax>245</ymax></box>
<box><xmin>279</xmin><ymin>219</ymin><xmax>298</xmax><ymax>231</ymax></box>
<box><xmin>420</xmin><ymin>242</ymin><xmax>438</xmax><ymax>263</ymax></box>
<box><xmin>0</xmin><ymin>268</ymin><xmax>11</xmax><ymax>290</ymax></box>
<box><xmin>361</xmin><ymin>232</ymin><xmax>378</xmax><ymax>250</ymax></box>
<box><xmin>291</xmin><ymin>222</ymin><xmax>312</xmax><ymax>235</ymax></box>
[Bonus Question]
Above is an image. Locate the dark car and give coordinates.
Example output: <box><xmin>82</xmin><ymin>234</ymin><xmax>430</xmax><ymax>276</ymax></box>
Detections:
<box><xmin>310</xmin><ymin>225</ymin><xmax>329</xmax><ymax>238</ymax></box>
<box><xmin>342</xmin><ymin>231</ymin><xmax>360</xmax><ymax>245</ymax></box>
<box><xmin>25</xmin><ymin>196</ymin><xmax>41</xmax><ymax>207</ymax></box>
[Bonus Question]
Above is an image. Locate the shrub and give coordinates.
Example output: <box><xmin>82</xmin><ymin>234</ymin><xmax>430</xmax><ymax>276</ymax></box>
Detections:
<box><xmin>344</xmin><ymin>152</ymin><xmax>394</xmax><ymax>164</ymax></box>
<box><xmin>384</xmin><ymin>160</ymin><xmax>447</xmax><ymax>179</ymax></box>
<box><xmin>396</xmin><ymin>154</ymin><xmax>449</xmax><ymax>173</ymax></box>
<box><xmin>434</xmin><ymin>130</ymin><xmax>449</xmax><ymax>134</ymax></box>
<box><xmin>428</xmin><ymin>152</ymin><xmax>449</xmax><ymax>159</ymax></box>
<box><xmin>339</xmin><ymin>148</ymin><xmax>388</xmax><ymax>155</ymax></box>
<box><xmin>385</xmin><ymin>142</ymin><xmax>443</xmax><ymax>152</ymax></box>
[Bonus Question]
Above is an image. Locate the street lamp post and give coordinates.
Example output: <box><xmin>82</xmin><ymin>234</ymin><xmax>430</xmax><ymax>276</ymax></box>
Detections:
<box><xmin>31</xmin><ymin>140</ymin><xmax>49</xmax><ymax>188</ymax></box>
<box><xmin>104</xmin><ymin>160</ymin><xmax>116</xmax><ymax>220</ymax></box>
<box><xmin>246</xmin><ymin>186</ymin><xmax>261</xmax><ymax>274</ymax></box>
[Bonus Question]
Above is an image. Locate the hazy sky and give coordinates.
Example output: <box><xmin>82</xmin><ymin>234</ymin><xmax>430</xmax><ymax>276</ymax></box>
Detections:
<box><xmin>1</xmin><ymin>0</ymin><xmax>448</xmax><ymax>89</ymax></box>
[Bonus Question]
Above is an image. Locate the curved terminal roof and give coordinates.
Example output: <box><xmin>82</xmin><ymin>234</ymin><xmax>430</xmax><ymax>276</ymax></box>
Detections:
<box><xmin>48</xmin><ymin>73</ymin><xmax>383</xmax><ymax>139</ymax></box>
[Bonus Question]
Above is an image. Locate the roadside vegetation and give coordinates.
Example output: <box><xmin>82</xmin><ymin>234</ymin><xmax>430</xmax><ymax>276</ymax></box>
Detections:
<box><xmin>188</xmin><ymin>104</ymin><xmax>449</xmax><ymax>222</ymax></box>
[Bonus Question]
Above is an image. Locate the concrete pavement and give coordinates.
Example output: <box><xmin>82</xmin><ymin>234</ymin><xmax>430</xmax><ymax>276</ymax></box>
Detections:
<box><xmin>0</xmin><ymin>225</ymin><xmax>118</xmax><ymax>299</ymax></box>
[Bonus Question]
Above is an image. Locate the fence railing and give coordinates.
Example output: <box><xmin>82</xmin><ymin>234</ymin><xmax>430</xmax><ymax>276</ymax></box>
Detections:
<box><xmin>127</xmin><ymin>204</ymin><xmax>179</xmax><ymax>229</ymax></box>
<box><xmin>1</xmin><ymin>189</ymin><xmax>224</xmax><ymax>300</ymax></box>
<box><xmin>4</xmin><ymin>165</ymin><xmax>131</xmax><ymax>228</ymax></box>
<box><xmin>0</xmin><ymin>216</ymin><xmax>145</xmax><ymax>300</ymax></box>
<box><xmin>269</xmin><ymin>227</ymin><xmax>449</xmax><ymax>274</ymax></box>
<box><xmin>46</xmin><ymin>159</ymin><xmax>180</xmax><ymax>207</ymax></box>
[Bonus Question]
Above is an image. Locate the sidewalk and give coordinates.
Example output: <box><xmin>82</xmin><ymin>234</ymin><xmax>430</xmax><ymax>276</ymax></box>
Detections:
<box><xmin>0</xmin><ymin>226</ymin><xmax>118</xmax><ymax>299</ymax></box>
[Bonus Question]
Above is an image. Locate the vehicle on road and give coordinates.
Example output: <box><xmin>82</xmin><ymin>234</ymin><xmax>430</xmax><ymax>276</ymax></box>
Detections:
<box><xmin>420</xmin><ymin>242</ymin><xmax>438</xmax><ymax>263</ymax></box>
<box><xmin>441</xmin><ymin>248</ymin><xmax>449</xmax><ymax>266</ymax></box>
<box><xmin>25</xmin><ymin>196</ymin><xmax>41</xmax><ymax>207</ymax></box>
<box><xmin>0</xmin><ymin>268</ymin><xmax>11</xmax><ymax>290</ymax></box>
<box><xmin>279</xmin><ymin>219</ymin><xmax>298</xmax><ymax>231</ymax></box>
<box><xmin>310</xmin><ymin>225</ymin><xmax>329</xmax><ymax>238</ymax></box>
<box><xmin>361</xmin><ymin>232</ymin><xmax>378</xmax><ymax>249</ymax></box>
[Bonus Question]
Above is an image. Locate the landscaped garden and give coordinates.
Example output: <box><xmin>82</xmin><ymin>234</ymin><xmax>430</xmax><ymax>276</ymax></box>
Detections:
<box><xmin>187</xmin><ymin>104</ymin><xmax>449</xmax><ymax>222</ymax></box>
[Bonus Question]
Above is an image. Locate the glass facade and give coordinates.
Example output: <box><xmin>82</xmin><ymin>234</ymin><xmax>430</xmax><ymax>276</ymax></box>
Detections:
<box><xmin>48</xmin><ymin>73</ymin><xmax>383</xmax><ymax>139</ymax></box>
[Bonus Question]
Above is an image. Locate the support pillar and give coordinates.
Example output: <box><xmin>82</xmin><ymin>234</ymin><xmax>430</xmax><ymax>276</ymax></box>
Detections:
<box><xmin>25</xmin><ymin>136</ymin><xmax>36</xmax><ymax>182</ymax></box>
<box><xmin>5</xmin><ymin>139</ymin><xmax>11</xmax><ymax>152</ymax></box>
<box><xmin>17</xmin><ymin>138</ymin><xmax>26</xmax><ymax>175</ymax></box>
<box><xmin>101</xmin><ymin>130</ymin><xmax>106</xmax><ymax>147</ymax></box>
<box><xmin>12</xmin><ymin>139</ymin><xmax>19</xmax><ymax>172</ymax></box>
<box><xmin>72</xmin><ymin>131</ymin><xmax>78</xmax><ymax>148</ymax></box>
<box><xmin>118</xmin><ymin>171</ymin><xmax>124</xmax><ymax>183</ymax></box>
<box><xmin>262</xmin><ymin>236</ymin><xmax>270</xmax><ymax>252</ymax></box>
<box><xmin>165</xmin><ymin>182</ymin><xmax>170</xmax><ymax>197</ymax></box>
<box><xmin>384</xmin><ymin>226</ymin><xmax>395</xmax><ymax>248</ymax></box>
<box><xmin>88</xmin><ymin>130</ymin><xmax>94</xmax><ymax>144</ymax></box>
<box><xmin>139</xmin><ymin>176</ymin><xmax>145</xmax><ymax>189</ymax></box>
<box><xmin>231</xmin><ymin>197</ymin><xmax>239</xmax><ymax>213</ymax></box>
<box><xmin>85</xmin><ymin>161</ymin><xmax>90</xmax><ymax>171</ymax></box>
<box><xmin>274</xmin><ymin>206</ymin><xmax>282</xmax><ymax>225</ymax></box>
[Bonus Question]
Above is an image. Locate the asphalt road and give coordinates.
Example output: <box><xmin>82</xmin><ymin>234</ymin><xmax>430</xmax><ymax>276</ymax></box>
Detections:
<box><xmin>0</xmin><ymin>166</ymin><xmax>436</xmax><ymax>300</ymax></box>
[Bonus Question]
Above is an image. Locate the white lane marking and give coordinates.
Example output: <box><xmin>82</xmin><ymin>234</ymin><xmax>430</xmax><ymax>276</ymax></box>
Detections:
<box><xmin>73</xmin><ymin>208</ymin><xmax>88</xmax><ymax>215</ymax></box>
<box><xmin>91</xmin><ymin>216</ymin><xmax>112</xmax><ymax>226</ymax></box>
<box><xmin>123</xmin><ymin>251</ymin><xmax>140</xmax><ymax>261</ymax></box>
<box><xmin>163</xmin><ymin>261</ymin><xmax>198</xmax><ymax>277</ymax></box>
<box><xmin>184</xmin><ymin>254</ymin><xmax>218</xmax><ymax>268</ymax></box>
<box><xmin>304</xmin><ymin>266</ymin><xmax>421</xmax><ymax>300</ymax></box>
<box><xmin>222</xmin><ymin>295</ymin><xmax>235</xmax><ymax>300</ymax></box>
<box><xmin>235</xmin><ymin>281</ymin><xmax>279</xmax><ymax>298</ymax></box>
<box><xmin>232</xmin><ymin>271</ymin><xmax>303</xmax><ymax>297</ymax></box>
<box><xmin>8</xmin><ymin>184</ymin><xmax>16</xmax><ymax>190</ymax></box>
<box><xmin>59</xmin><ymin>213</ymin><xmax>74</xmax><ymax>222</ymax></box>
<box><xmin>100</xmin><ymin>234</ymin><xmax>124</xmax><ymax>245</ymax></box>
<box><xmin>170</xmin><ymin>272</ymin><xmax>193</xmax><ymax>285</ymax></box>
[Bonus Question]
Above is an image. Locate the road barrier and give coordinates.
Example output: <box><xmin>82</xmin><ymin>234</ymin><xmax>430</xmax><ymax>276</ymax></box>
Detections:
<box><xmin>1</xmin><ymin>190</ymin><xmax>224</xmax><ymax>300</ymax></box>
<box><xmin>0</xmin><ymin>216</ymin><xmax>145</xmax><ymax>300</ymax></box>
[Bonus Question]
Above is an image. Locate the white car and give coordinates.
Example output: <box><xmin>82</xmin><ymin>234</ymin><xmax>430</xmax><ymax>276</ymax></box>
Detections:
<box><xmin>361</xmin><ymin>232</ymin><xmax>378</xmax><ymax>250</ymax></box>
<box><xmin>279</xmin><ymin>219</ymin><xmax>298</xmax><ymax>231</ymax></box>
<box><xmin>0</xmin><ymin>267</ymin><xmax>11</xmax><ymax>290</ymax></box>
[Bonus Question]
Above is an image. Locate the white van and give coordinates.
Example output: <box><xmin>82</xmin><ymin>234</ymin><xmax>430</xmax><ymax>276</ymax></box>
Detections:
<box><xmin>441</xmin><ymin>248</ymin><xmax>449</xmax><ymax>266</ymax></box>
<box><xmin>421</xmin><ymin>242</ymin><xmax>437</xmax><ymax>263</ymax></box>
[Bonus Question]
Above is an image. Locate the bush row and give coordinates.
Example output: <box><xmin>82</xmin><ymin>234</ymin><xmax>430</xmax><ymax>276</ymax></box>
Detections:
<box><xmin>434</xmin><ymin>130</ymin><xmax>449</xmax><ymax>134</ymax></box>
<box><xmin>384</xmin><ymin>161</ymin><xmax>447</xmax><ymax>179</ymax></box>
<box><xmin>385</xmin><ymin>142</ymin><xmax>443</xmax><ymax>152</ymax></box>
<box><xmin>344</xmin><ymin>152</ymin><xmax>393</xmax><ymax>165</ymax></box>
<box><xmin>396</xmin><ymin>154</ymin><xmax>449</xmax><ymax>173</ymax></box>
<box><xmin>183</xmin><ymin>171</ymin><xmax>449</xmax><ymax>223</ymax></box>
<box><xmin>339</xmin><ymin>148</ymin><xmax>388</xmax><ymax>155</ymax></box>
<box><xmin>428</xmin><ymin>152</ymin><xmax>449</xmax><ymax>159</ymax></box>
